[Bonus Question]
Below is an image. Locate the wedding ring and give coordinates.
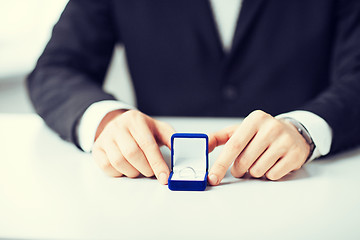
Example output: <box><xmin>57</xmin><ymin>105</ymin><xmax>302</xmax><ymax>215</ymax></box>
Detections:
<box><xmin>179</xmin><ymin>166</ymin><xmax>197</xmax><ymax>178</ymax></box>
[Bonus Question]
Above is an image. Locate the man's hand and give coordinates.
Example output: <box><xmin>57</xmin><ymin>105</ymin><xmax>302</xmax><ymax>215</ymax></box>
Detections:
<box><xmin>207</xmin><ymin>110</ymin><xmax>310</xmax><ymax>185</ymax></box>
<box><xmin>91</xmin><ymin>109</ymin><xmax>175</xmax><ymax>185</ymax></box>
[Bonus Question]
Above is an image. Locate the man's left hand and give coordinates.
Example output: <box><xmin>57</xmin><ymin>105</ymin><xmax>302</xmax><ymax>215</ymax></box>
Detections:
<box><xmin>207</xmin><ymin>110</ymin><xmax>310</xmax><ymax>185</ymax></box>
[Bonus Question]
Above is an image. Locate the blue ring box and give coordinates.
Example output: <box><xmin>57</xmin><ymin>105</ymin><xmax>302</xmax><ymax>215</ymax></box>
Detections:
<box><xmin>168</xmin><ymin>133</ymin><xmax>209</xmax><ymax>191</ymax></box>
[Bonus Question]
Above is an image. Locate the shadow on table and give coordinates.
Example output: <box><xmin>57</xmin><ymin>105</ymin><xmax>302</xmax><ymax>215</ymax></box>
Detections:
<box><xmin>218</xmin><ymin>146</ymin><xmax>360</xmax><ymax>186</ymax></box>
<box><xmin>205</xmin><ymin>162</ymin><xmax>311</xmax><ymax>187</ymax></box>
<box><xmin>312</xmin><ymin>147</ymin><xmax>360</xmax><ymax>165</ymax></box>
<box><xmin>282</xmin><ymin>146</ymin><xmax>360</xmax><ymax>182</ymax></box>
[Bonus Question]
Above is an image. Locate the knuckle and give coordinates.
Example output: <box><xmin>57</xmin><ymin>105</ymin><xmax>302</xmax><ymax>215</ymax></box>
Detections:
<box><xmin>251</xmin><ymin>110</ymin><xmax>265</xmax><ymax>117</ymax></box>
<box><xmin>113</xmin><ymin>156</ymin><xmax>126</xmax><ymax>170</ymax></box>
<box><xmin>232</xmin><ymin>159</ymin><xmax>248</xmax><ymax>177</ymax></box>
<box><xmin>125</xmin><ymin>109</ymin><xmax>138</xmax><ymax>117</ymax></box>
<box><xmin>293</xmin><ymin>160</ymin><xmax>304</xmax><ymax>170</ymax></box>
<box><xmin>250</xmin><ymin>110</ymin><xmax>269</xmax><ymax>120</ymax></box>
<box><xmin>99</xmin><ymin>160</ymin><xmax>112</xmax><ymax>171</ymax></box>
<box><xmin>111</xmin><ymin>173</ymin><xmax>122</xmax><ymax>178</ymax></box>
<box><xmin>276</xmin><ymin>145</ymin><xmax>288</xmax><ymax>155</ymax></box>
<box><xmin>231</xmin><ymin>167</ymin><xmax>244</xmax><ymax>178</ymax></box>
<box><xmin>126</xmin><ymin>171</ymin><xmax>140</xmax><ymax>178</ymax></box>
<box><xmin>214</xmin><ymin>162</ymin><xmax>229</xmax><ymax>174</ymax></box>
<box><xmin>266</xmin><ymin>171</ymin><xmax>280</xmax><ymax>181</ymax></box>
<box><xmin>150</xmin><ymin>159</ymin><xmax>164</xmax><ymax>171</ymax></box>
<box><xmin>291</xmin><ymin>145</ymin><xmax>302</xmax><ymax>155</ymax></box>
<box><xmin>261</xmin><ymin>124</ymin><xmax>281</xmax><ymax>140</ymax></box>
<box><xmin>228</xmin><ymin>140</ymin><xmax>242</xmax><ymax>152</ymax></box>
<box><xmin>235</xmin><ymin>157</ymin><xmax>247</xmax><ymax>169</ymax></box>
<box><xmin>282</xmin><ymin>133</ymin><xmax>294</xmax><ymax>145</ymax></box>
<box><xmin>106</xmin><ymin>171</ymin><xmax>123</xmax><ymax>178</ymax></box>
<box><xmin>268</xmin><ymin>119</ymin><xmax>283</xmax><ymax>132</ymax></box>
<box><xmin>293</xmin><ymin>164</ymin><xmax>302</xmax><ymax>171</ymax></box>
<box><xmin>121</xmin><ymin>110</ymin><xmax>141</xmax><ymax>122</ymax></box>
<box><xmin>106</xmin><ymin>120</ymin><xmax>122</xmax><ymax>132</ymax></box>
<box><xmin>143</xmin><ymin>172</ymin><xmax>155</xmax><ymax>178</ymax></box>
<box><xmin>140</xmin><ymin>139</ymin><xmax>157</xmax><ymax>150</ymax></box>
<box><xmin>124</xmin><ymin>147</ymin><xmax>139</xmax><ymax>160</ymax></box>
<box><xmin>249</xmin><ymin>167</ymin><xmax>263</xmax><ymax>178</ymax></box>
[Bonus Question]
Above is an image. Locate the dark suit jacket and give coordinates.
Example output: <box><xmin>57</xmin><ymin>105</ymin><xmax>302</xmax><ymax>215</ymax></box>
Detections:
<box><xmin>27</xmin><ymin>0</ymin><xmax>360</xmax><ymax>153</ymax></box>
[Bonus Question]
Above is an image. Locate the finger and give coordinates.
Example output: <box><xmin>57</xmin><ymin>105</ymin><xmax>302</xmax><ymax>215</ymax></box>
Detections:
<box><xmin>208</xmin><ymin>125</ymin><xmax>238</xmax><ymax>153</ymax></box>
<box><xmin>151</xmin><ymin>119</ymin><xmax>175</xmax><ymax>149</ymax></box>
<box><xmin>247</xmin><ymin>141</ymin><xmax>287</xmax><ymax>178</ymax></box>
<box><xmin>265</xmin><ymin>152</ymin><xmax>301</xmax><ymax>181</ymax></box>
<box><xmin>103</xmin><ymin>140</ymin><xmax>140</xmax><ymax>178</ymax></box>
<box><xmin>208</xmin><ymin>119</ymin><xmax>259</xmax><ymax>185</ymax></box>
<box><xmin>130</xmin><ymin>118</ymin><xmax>170</xmax><ymax>185</ymax></box>
<box><xmin>92</xmin><ymin>148</ymin><xmax>123</xmax><ymax>177</ymax></box>
<box><xmin>231</xmin><ymin>131</ymin><xmax>270</xmax><ymax>178</ymax></box>
<box><xmin>115</xmin><ymin>128</ymin><xmax>154</xmax><ymax>177</ymax></box>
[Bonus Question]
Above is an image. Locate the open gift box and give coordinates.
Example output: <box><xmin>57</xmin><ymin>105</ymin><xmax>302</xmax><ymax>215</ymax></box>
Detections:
<box><xmin>168</xmin><ymin>133</ymin><xmax>209</xmax><ymax>191</ymax></box>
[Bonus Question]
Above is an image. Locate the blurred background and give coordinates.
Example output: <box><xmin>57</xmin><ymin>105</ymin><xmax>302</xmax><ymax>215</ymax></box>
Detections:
<box><xmin>0</xmin><ymin>0</ymin><xmax>136</xmax><ymax>114</ymax></box>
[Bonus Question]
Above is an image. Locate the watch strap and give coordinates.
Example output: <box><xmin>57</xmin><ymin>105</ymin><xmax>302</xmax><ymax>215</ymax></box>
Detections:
<box><xmin>282</xmin><ymin>117</ymin><xmax>316</xmax><ymax>162</ymax></box>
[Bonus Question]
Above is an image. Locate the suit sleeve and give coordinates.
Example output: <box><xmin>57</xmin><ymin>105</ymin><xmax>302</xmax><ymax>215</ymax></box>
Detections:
<box><xmin>300</xmin><ymin>0</ymin><xmax>360</xmax><ymax>154</ymax></box>
<box><xmin>27</xmin><ymin>0</ymin><xmax>118</xmax><ymax>147</ymax></box>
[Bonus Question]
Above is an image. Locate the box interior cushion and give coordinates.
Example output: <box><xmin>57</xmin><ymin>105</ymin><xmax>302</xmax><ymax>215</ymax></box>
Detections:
<box><xmin>171</xmin><ymin>137</ymin><xmax>207</xmax><ymax>181</ymax></box>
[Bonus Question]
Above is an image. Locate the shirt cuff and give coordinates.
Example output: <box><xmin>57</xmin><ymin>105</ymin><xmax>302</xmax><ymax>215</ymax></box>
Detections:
<box><xmin>276</xmin><ymin>110</ymin><xmax>333</xmax><ymax>162</ymax></box>
<box><xmin>77</xmin><ymin>100</ymin><xmax>136</xmax><ymax>152</ymax></box>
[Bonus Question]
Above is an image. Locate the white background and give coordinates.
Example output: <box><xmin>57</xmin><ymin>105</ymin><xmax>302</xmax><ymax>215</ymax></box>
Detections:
<box><xmin>0</xmin><ymin>0</ymin><xmax>136</xmax><ymax>113</ymax></box>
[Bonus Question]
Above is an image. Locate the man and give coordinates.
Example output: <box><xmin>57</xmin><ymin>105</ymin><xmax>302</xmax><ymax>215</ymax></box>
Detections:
<box><xmin>27</xmin><ymin>0</ymin><xmax>360</xmax><ymax>186</ymax></box>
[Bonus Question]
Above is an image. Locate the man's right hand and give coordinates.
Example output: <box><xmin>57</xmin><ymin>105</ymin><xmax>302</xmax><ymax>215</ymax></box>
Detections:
<box><xmin>91</xmin><ymin>109</ymin><xmax>175</xmax><ymax>185</ymax></box>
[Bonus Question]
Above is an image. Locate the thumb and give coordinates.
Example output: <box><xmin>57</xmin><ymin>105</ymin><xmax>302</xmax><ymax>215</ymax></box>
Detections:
<box><xmin>208</xmin><ymin>133</ymin><xmax>218</xmax><ymax>153</ymax></box>
<box><xmin>152</xmin><ymin>120</ymin><xmax>176</xmax><ymax>149</ymax></box>
<box><xmin>208</xmin><ymin>125</ymin><xmax>238</xmax><ymax>153</ymax></box>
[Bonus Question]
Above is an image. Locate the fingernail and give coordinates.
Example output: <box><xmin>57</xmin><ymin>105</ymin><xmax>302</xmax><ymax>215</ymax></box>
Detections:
<box><xmin>158</xmin><ymin>172</ymin><xmax>168</xmax><ymax>185</ymax></box>
<box><xmin>208</xmin><ymin>174</ymin><xmax>218</xmax><ymax>185</ymax></box>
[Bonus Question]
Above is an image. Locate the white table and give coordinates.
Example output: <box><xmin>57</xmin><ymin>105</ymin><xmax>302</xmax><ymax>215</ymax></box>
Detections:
<box><xmin>1</xmin><ymin>114</ymin><xmax>360</xmax><ymax>240</ymax></box>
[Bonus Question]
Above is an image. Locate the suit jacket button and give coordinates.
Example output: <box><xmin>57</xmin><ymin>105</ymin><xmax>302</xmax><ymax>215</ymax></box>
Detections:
<box><xmin>223</xmin><ymin>85</ymin><xmax>238</xmax><ymax>100</ymax></box>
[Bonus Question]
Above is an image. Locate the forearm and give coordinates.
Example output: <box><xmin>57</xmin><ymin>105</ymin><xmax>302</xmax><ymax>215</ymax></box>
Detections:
<box><xmin>299</xmin><ymin>86</ymin><xmax>360</xmax><ymax>154</ymax></box>
<box><xmin>27</xmin><ymin>0</ymin><xmax>117</xmax><ymax>146</ymax></box>
<box><xmin>27</xmin><ymin>68</ymin><xmax>117</xmax><ymax>144</ymax></box>
<box><xmin>294</xmin><ymin>0</ymin><xmax>360</xmax><ymax>153</ymax></box>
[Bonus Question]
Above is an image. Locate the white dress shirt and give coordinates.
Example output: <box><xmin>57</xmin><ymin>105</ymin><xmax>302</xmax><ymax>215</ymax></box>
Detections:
<box><xmin>77</xmin><ymin>0</ymin><xmax>333</xmax><ymax>161</ymax></box>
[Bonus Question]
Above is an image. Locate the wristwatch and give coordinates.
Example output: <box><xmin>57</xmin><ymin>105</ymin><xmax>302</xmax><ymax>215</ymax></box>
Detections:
<box><xmin>282</xmin><ymin>117</ymin><xmax>315</xmax><ymax>162</ymax></box>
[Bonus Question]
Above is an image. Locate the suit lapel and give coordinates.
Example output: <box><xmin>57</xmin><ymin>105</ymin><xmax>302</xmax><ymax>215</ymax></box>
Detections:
<box><xmin>228</xmin><ymin>0</ymin><xmax>266</xmax><ymax>60</ymax></box>
<box><xmin>187</xmin><ymin>0</ymin><xmax>266</xmax><ymax>65</ymax></box>
<box><xmin>189</xmin><ymin>0</ymin><xmax>225</xmax><ymax>61</ymax></box>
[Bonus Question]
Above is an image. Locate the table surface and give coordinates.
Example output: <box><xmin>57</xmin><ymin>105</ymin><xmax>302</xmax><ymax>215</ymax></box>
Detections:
<box><xmin>1</xmin><ymin>114</ymin><xmax>360</xmax><ymax>240</ymax></box>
